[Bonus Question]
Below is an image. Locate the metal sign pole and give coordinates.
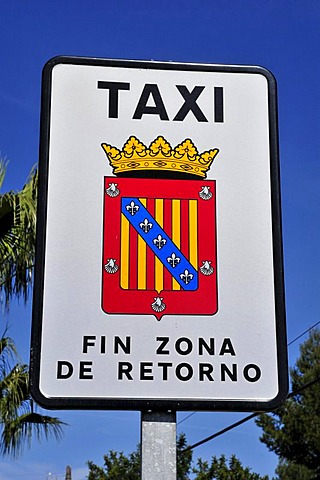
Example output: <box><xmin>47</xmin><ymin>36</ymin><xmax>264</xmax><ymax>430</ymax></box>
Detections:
<box><xmin>141</xmin><ymin>411</ymin><xmax>177</xmax><ymax>480</ymax></box>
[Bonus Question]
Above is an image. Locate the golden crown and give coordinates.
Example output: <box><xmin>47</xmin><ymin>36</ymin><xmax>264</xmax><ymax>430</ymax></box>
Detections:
<box><xmin>101</xmin><ymin>135</ymin><xmax>218</xmax><ymax>178</ymax></box>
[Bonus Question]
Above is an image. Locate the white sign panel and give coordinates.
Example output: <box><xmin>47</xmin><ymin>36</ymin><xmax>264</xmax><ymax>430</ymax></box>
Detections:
<box><xmin>30</xmin><ymin>57</ymin><xmax>287</xmax><ymax>410</ymax></box>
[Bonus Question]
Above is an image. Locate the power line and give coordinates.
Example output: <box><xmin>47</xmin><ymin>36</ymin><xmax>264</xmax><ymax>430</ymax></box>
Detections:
<box><xmin>177</xmin><ymin>411</ymin><xmax>196</xmax><ymax>425</ymax></box>
<box><xmin>178</xmin><ymin>320</ymin><xmax>320</xmax><ymax>426</ymax></box>
<box><xmin>287</xmin><ymin>320</ymin><xmax>320</xmax><ymax>346</ymax></box>
<box><xmin>182</xmin><ymin>374</ymin><xmax>320</xmax><ymax>453</ymax></box>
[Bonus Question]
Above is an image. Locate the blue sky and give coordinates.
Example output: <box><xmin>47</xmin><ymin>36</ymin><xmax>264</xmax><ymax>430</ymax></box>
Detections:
<box><xmin>1</xmin><ymin>1</ymin><xmax>320</xmax><ymax>478</ymax></box>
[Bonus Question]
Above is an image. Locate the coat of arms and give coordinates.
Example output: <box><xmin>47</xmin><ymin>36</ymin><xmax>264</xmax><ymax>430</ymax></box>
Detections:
<box><xmin>101</xmin><ymin>135</ymin><xmax>219</xmax><ymax>320</ymax></box>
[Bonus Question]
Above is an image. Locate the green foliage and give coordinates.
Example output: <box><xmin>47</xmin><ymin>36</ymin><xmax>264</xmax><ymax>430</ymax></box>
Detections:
<box><xmin>87</xmin><ymin>433</ymin><xmax>269</xmax><ymax>480</ymax></box>
<box><xmin>192</xmin><ymin>454</ymin><xmax>269</xmax><ymax>480</ymax></box>
<box><xmin>0</xmin><ymin>159</ymin><xmax>65</xmax><ymax>456</ymax></box>
<box><xmin>0</xmin><ymin>160</ymin><xmax>37</xmax><ymax>308</ymax></box>
<box><xmin>87</xmin><ymin>449</ymin><xmax>140</xmax><ymax>480</ymax></box>
<box><xmin>256</xmin><ymin>328</ymin><xmax>320</xmax><ymax>477</ymax></box>
<box><xmin>0</xmin><ymin>332</ymin><xmax>65</xmax><ymax>456</ymax></box>
<box><xmin>275</xmin><ymin>458</ymin><xmax>316</xmax><ymax>480</ymax></box>
<box><xmin>86</xmin><ymin>433</ymin><xmax>191</xmax><ymax>480</ymax></box>
<box><xmin>177</xmin><ymin>433</ymin><xmax>193</xmax><ymax>479</ymax></box>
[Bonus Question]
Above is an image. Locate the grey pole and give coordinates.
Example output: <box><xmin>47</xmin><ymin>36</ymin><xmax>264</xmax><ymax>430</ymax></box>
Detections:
<box><xmin>141</xmin><ymin>411</ymin><xmax>177</xmax><ymax>480</ymax></box>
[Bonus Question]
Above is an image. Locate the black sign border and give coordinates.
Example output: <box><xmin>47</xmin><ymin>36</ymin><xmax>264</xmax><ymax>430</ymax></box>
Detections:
<box><xmin>30</xmin><ymin>56</ymin><xmax>288</xmax><ymax>412</ymax></box>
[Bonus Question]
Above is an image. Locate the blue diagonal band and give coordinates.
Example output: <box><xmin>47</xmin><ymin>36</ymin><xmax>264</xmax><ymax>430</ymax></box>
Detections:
<box><xmin>121</xmin><ymin>197</ymin><xmax>198</xmax><ymax>291</ymax></box>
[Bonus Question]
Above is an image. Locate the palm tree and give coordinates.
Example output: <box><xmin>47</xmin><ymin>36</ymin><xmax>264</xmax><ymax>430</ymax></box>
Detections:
<box><xmin>0</xmin><ymin>332</ymin><xmax>65</xmax><ymax>456</ymax></box>
<box><xmin>0</xmin><ymin>159</ymin><xmax>65</xmax><ymax>455</ymax></box>
<box><xmin>0</xmin><ymin>159</ymin><xmax>37</xmax><ymax>306</ymax></box>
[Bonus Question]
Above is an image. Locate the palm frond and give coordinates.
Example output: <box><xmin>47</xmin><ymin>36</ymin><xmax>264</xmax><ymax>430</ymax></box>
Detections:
<box><xmin>0</xmin><ymin>364</ymin><xmax>29</xmax><ymax>421</ymax></box>
<box><xmin>0</xmin><ymin>333</ymin><xmax>66</xmax><ymax>457</ymax></box>
<box><xmin>0</xmin><ymin>334</ymin><xmax>17</xmax><ymax>358</ymax></box>
<box><xmin>0</xmin><ymin>164</ymin><xmax>37</xmax><ymax>308</ymax></box>
<box><xmin>0</xmin><ymin>159</ymin><xmax>8</xmax><ymax>191</ymax></box>
<box><xmin>0</xmin><ymin>165</ymin><xmax>66</xmax><ymax>458</ymax></box>
<box><xmin>1</xmin><ymin>412</ymin><xmax>66</xmax><ymax>457</ymax></box>
<box><xmin>0</xmin><ymin>334</ymin><xmax>19</xmax><ymax>386</ymax></box>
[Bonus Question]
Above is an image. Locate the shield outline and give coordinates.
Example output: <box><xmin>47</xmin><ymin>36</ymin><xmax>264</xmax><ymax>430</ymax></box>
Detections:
<box><xmin>102</xmin><ymin>177</ymin><xmax>218</xmax><ymax>319</ymax></box>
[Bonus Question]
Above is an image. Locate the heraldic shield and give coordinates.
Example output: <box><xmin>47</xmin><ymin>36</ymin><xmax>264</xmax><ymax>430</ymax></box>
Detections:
<box><xmin>101</xmin><ymin>136</ymin><xmax>218</xmax><ymax>320</ymax></box>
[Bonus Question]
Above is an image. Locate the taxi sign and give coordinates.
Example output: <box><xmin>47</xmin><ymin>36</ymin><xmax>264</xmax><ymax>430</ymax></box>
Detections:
<box><xmin>30</xmin><ymin>56</ymin><xmax>288</xmax><ymax>411</ymax></box>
